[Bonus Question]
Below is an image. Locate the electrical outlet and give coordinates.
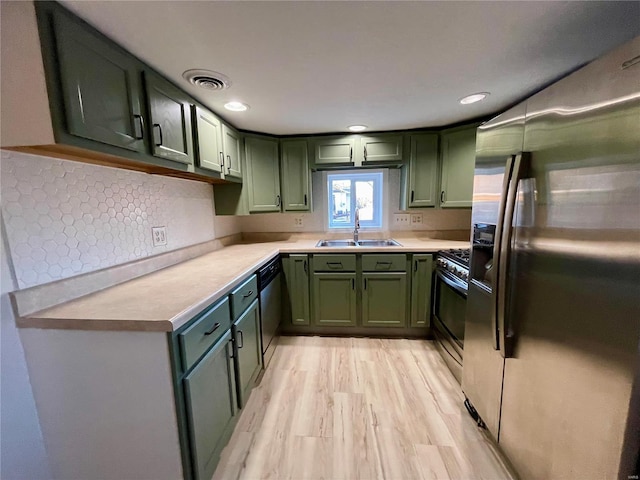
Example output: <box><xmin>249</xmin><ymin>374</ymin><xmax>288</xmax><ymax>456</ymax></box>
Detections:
<box><xmin>394</xmin><ymin>213</ymin><xmax>410</xmax><ymax>225</ymax></box>
<box><xmin>293</xmin><ymin>216</ymin><xmax>304</xmax><ymax>228</ymax></box>
<box><xmin>411</xmin><ymin>213</ymin><xmax>423</xmax><ymax>225</ymax></box>
<box><xmin>152</xmin><ymin>226</ymin><xmax>167</xmax><ymax>246</ymax></box>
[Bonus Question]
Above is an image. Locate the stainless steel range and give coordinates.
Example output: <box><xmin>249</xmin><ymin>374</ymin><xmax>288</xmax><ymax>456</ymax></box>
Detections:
<box><xmin>432</xmin><ymin>248</ymin><xmax>470</xmax><ymax>383</ymax></box>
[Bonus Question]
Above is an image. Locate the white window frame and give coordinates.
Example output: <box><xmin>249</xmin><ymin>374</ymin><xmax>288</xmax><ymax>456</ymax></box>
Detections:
<box><xmin>323</xmin><ymin>169</ymin><xmax>388</xmax><ymax>232</ymax></box>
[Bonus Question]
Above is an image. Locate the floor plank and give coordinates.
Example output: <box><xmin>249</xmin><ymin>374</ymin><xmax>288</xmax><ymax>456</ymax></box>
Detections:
<box><xmin>213</xmin><ymin>336</ymin><xmax>515</xmax><ymax>480</ymax></box>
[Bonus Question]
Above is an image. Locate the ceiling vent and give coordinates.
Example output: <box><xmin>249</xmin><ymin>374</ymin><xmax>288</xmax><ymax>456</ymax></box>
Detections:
<box><xmin>182</xmin><ymin>70</ymin><xmax>231</xmax><ymax>91</ymax></box>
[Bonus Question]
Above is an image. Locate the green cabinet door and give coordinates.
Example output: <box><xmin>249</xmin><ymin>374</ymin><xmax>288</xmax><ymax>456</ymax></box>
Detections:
<box><xmin>193</xmin><ymin>106</ymin><xmax>223</xmax><ymax>173</ymax></box>
<box><xmin>53</xmin><ymin>11</ymin><xmax>145</xmax><ymax>153</ymax></box>
<box><xmin>361</xmin><ymin>135</ymin><xmax>403</xmax><ymax>163</ymax></box>
<box><xmin>183</xmin><ymin>331</ymin><xmax>236</xmax><ymax>480</ymax></box>
<box><xmin>284</xmin><ymin>255</ymin><xmax>310</xmax><ymax>325</ymax></box>
<box><xmin>222</xmin><ymin>124</ymin><xmax>242</xmax><ymax>180</ymax></box>
<box><xmin>362</xmin><ymin>273</ymin><xmax>408</xmax><ymax>327</ymax></box>
<box><xmin>312</xmin><ymin>273</ymin><xmax>357</xmax><ymax>326</ymax></box>
<box><xmin>440</xmin><ymin>127</ymin><xmax>477</xmax><ymax>208</ymax></box>
<box><xmin>144</xmin><ymin>72</ymin><xmax>194</xmax><ymax>166</ymax></box>
<box><xmin>408</xmin><ymin>133</ymin><xmax>439</xmax><ymax>207</ymax></box>
<box><xmin>410</xmin><ymin>254</ymin><xmax>433</xmax><ymax>327</ymax></box>
<box><xmin>314</xmin><ymin>136</ymin><xmax>356</xmax><ymax>166</ymax></box>
<box><xmin>281</xmin><ymin>140</ymin><xmax>310</xmax><ymax>211</ymax></box>
<box><xmin>245</xmin><ymin>136</ymin><xmax>281</xmax><ymax>212</ymax></box>
<box><xmin>233</xmin><ymin>299</ymin><xmax>262</xmax><ymax>408</ymax></box>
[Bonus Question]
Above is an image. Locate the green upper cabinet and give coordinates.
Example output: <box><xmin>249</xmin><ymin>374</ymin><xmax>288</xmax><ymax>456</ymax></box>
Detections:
<box><xmin>281</xmin><ymin>140</ymin><xmax>311</xmax><ymax>211</ymax></box>
<box><xmin>222</xmin><ymin>124</ymin><xmax>242</xmax><ymax>180</ymax></box>
<box><xmin>183</xmin><ymin>330</ymin><xmax>236</xmax><ymax>480</ymax></box>
<box><xmin>192</xmin><ymin>106</ymin><xmax>223</xmax><ymax>174</ymax></box>
<box><xmin>53</xmin><ymin>10</ymin><xmax>145</xmax><ymax>153</ymax></box>
<box><xmin>408</xmin><ymin>133</ymin><xmax>439</xmax><ymax>208</ymax></box>
<box><xmin>144</xmin><ymin>71</ymin><xmax>194</xmax><ymax>166</ymax></box>
<box><xmin>440</xmin><ymin>126</ymin><xmax>477</xmax><ymax>208</ymax></box>
<box><xmin>245</xmin><ymin>136</ymin><xmax>281</xmax><ymax>212</ymax></box>
<box><xmin>313</xmin><ymin>136</ymin><xmax>356</xmax><ymax>166</ymax></box>
<box><xmin>410</xmin><ymin>254</ymin><xmax>433</xmax><ymax>327</ymax></box>
<box><xmin>360</xmin><ymin>134</ymin><xmax>403</xmax><ymax>164</ymax></box>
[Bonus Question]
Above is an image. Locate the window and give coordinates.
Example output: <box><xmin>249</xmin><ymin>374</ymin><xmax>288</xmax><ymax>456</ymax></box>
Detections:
<box><xmin>327</xmin><ymin>171</ymin><xmax>383</xmax><ymax>229</ymax></box>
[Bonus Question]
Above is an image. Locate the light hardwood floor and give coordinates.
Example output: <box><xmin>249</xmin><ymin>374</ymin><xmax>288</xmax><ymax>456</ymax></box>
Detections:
<box><xmin>213</xmin><ymin>336</ymin><xmax>516</xmax><ymax>480</ymax></box>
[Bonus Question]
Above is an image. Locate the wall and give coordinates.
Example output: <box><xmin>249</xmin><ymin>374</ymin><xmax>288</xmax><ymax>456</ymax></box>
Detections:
<box><xmin>239</xmin><ymin>169</ymin><xmax>472</xmax><ymax>237</ymax></box>
<box><xmin>0</xmin><ymin>150</ymin><xmax>241</xmax><ymax>479</ymax></box>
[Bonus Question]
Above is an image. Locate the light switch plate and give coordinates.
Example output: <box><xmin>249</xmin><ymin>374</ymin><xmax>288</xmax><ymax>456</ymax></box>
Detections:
<box><xmin>411</xmin><ymin>213</ymin><xmax>423</xmax><ymax>225</ymax></box>
<box><xmin>152</xmin><ymin>226</ymin><xmax>167</xmax><ymax>246</ymax></box>
<box><xmin>294</xmin><ymin>216</ymin><xmax>304</xmax><ymax>227</ymax></box>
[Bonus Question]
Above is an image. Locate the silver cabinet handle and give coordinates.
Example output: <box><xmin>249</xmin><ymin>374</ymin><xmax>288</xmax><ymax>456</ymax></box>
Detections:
<box><xmin>276</xmin><ymin>195</ymin><xmax>281</xmax><ymax>207</ymax></box>
<box><xmin>242</xmin><ymin>290</ymin><xmax>253</xmax><ymax>298</ymax></box>
<box><xmin>227</xmin><ymin>155</ymin><xmax>231</xmax><ymax>172</ymax></box>
<box><xmin>440</xmin><ymin>190</ymin><xmax>446</xmax><ymax>203</ymax></box>
<box><xmin>153</xmin><ymin>124</ymin><xmax>163</xmax><ymax>146</ymax></box>
<box><xmin>220</xmin><ymin>152</ymin><xmax>225</xmax><ymax>168</ymax></box>
<box><xmin>237</xmin><ymin>330</ymin><xmax>244</xmax><ymax>349</ymax></box>
<box><xmin>133</xmin><ymin>114</ymin><xmax>144</xmax><ymax>140</ymax></box>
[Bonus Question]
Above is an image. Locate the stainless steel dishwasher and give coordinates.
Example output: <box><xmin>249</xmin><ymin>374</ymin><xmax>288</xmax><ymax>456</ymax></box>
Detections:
<box><xmin>258</xmin><ymin>256</ymin><xmax>282</xmax><ymax>368</ymax></box>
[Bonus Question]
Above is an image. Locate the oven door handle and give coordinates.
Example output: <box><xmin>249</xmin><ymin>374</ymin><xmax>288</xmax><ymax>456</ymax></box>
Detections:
<box><xmin>435</xmin><ymin>269</ymin><xmax>468</xmax><ymax>298</ymax></box>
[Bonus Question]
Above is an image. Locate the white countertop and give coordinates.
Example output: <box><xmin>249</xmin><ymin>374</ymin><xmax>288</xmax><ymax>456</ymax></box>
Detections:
<box><xmin>17</xmin><ymin>237</ymin><xmax>469</xmax><ymax>332</ymax></box>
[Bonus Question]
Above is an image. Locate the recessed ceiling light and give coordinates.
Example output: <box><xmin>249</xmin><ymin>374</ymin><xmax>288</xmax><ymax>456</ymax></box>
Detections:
<box><xmin>459</xmin><ymin>92</ymin><xmax>490</xmax><ymax>105</ymax></box>
<box><xmin>224</xmin><ymin>101</ymin><xmax>249</xmax><ymax>112</ymax></box>
<box><xmin>348</xmin><ymin>125</ymin><xmax>367</xmax><ymax>132</ymax></box>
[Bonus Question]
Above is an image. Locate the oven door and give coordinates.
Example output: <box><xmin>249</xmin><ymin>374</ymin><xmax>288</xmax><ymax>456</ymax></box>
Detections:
<box><xmin>432</xmin><ymin>268</ymin><xmax>467</xmax><ymax>353</ymax></box>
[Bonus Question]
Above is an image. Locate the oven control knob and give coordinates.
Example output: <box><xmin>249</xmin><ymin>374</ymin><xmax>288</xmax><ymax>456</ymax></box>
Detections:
<box><xmin>462</xmin><ymin>271</ymin><xmax>469</xmax><ymax>280</ymax></box>
<box><xmin>448</xmin><ymin>264</ymin><xmax>455</xmax><ymax>273</ymax></box>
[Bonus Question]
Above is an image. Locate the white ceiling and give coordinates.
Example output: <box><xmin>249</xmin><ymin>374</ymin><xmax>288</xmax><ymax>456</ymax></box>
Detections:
<box><xmin>62</xmin><ymin>1</ymin><xmax>639</xmax><ymax>136</ymax></box>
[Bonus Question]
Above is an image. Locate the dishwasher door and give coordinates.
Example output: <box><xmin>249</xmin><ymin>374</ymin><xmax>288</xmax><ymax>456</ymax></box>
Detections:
<box><xmin>259</xmin><ymin>271</ymin><xmax>282</xmax><ymax>366</ymax></box>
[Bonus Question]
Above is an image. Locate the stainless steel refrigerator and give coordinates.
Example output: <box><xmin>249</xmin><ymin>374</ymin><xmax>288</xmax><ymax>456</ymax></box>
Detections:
<box><xmin>462</xmin><ymin>36</ymin><xmax>640</xmax><ymax>479</ymax></box>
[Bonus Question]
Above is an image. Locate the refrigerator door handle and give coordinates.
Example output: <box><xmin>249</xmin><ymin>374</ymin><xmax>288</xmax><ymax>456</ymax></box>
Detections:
<box><xmin>496</xmin><ymin>152</ymin><xmax>531</xmax><ymax>358</ymax></box>
<box><xmin>491</xmin><ymin>154</ymin><xmax>516</xmax><ymax>351</ymax></box>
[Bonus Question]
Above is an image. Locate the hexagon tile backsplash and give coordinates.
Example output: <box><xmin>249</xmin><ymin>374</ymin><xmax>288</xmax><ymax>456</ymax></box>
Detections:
<box><xmin>0</xmin><ymin>150</ymin><xmax>216</xmax><ymax>289</ymax></box>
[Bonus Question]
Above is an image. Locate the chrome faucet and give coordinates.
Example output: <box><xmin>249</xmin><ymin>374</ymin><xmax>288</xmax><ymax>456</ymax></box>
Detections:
<box><xmin>353</xmin><ymin>208</ymin><xmax>360</xmax><ymax>243</ymax></box>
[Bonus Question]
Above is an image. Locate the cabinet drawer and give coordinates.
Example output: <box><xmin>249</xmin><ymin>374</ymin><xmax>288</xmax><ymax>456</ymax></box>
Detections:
<box><xmin>230</xmin><ymin>275</ymin><xmax>258</xmax><ymax>321</ymax></box>
<box><xmin>313</xmin><ymin>254</ymin><xmax>356</xmax><ymax>272</ymax></box>
<box><xmin>179</xmin><ymin>298</ymin><xmax>231</xmax><ymax>372</ymax></box>
<box><xmin>362</xmin><ymin>254</ymin><xmax>407</xmax><ymax>272</ymax></box>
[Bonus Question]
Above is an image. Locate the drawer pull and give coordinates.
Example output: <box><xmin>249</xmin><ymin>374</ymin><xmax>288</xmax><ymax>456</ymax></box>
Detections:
<box><xmin>327</xmin><ymin>262</ymin><xmax>343</xmax><ymax>269</ymax></box>
<box><xmin>376</xmin><ymin>261</ymin><xmax>392</xmax><ymax>270</ymax></box>
<box><xmin>204</xmin><ymin>322</ymin><xmax>221</xmax><ymax>336</ymax></box>
<box><xmin>243</xmin><ymin>290</ymin><xmax>254</xmax><ymax>298</ymax></box>
<box><xmin>229</xmin><ymin>338</ymin><xmax>234</xmax><ymax>358</ymax></box>
<box><xmin>237</xmin><ymin>330</ymin><xmax>244</xmax><ymax>348</ymax></box>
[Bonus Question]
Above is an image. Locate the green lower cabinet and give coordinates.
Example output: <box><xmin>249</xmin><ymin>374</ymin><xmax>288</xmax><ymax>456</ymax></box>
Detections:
<box><xmin>362</xmin><ymin>273</ymin><xmax>408</xmax><ymax>327</ymax></box>
<box><xmin>284</xmin><ymin>255</ymin><xmax>310</xmax><ymax>325</ymax></box>
<box><xmin>410</xmin><ymin>254</ymin><xmax>434</xmax><ymax>327</ymax></box>
<box><xmin>232</xmin><ymin>299</ymin><xmax>262</xmax><ymax>408</ymax></box>
<box><xmin>183</xmin><ymin>331</ymin><xmax>236</xmax><ymax>480</ymax></box>
<box><xmin>312</xmin><ymin>273</ymin><xmax>357</xmax><ymax>326</ymax></box>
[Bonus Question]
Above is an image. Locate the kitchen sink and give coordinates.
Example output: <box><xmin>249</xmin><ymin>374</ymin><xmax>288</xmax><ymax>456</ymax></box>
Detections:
<box><xmin>315</xmin><ymin>240</ymin><xmax>358</xmax><ymax>247</ymax></box>
<box><xmin>356</xmin><ymin>239</ymin><xmax>402</xmax><ymax>247</ymax></box>
<box><xmin>315</xmin><ymin>239</ymin><xmax>402</xmax><ymax>247</ymax></box>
